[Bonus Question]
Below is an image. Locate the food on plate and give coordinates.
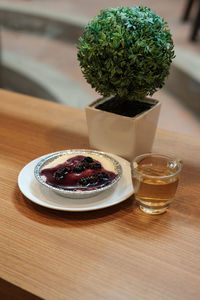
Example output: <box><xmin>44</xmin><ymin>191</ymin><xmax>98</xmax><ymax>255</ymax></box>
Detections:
<box><xmin>40</xmin><ymin>154</ymin><xmax>118</xmax><ymax>191</ymax></box>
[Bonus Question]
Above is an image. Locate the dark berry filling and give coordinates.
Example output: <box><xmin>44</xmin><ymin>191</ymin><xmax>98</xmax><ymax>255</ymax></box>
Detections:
<box><xmin>83</xmin><ymin>156</ymin><xmax>94</xmax><ymax>163</ymax></box>
<box><xmin>40</xmin><ymin>155</ymin><xmax>117</xmax><ymax>191</ymax></box>
<box><xmin>53</xmin><ymin>167</ymin><xmax>71</xmax><ymax>181</ymax></box>
<box><xmin>90</xmin><ymin>163</ymin><xmax>101</xmax><ymax>170</ymax></box>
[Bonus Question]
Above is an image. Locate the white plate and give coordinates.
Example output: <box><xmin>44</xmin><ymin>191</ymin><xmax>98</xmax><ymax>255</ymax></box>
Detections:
<box><xmin>18</xmin><ymin>153</ymin><xmax>134</xmax><ymax>211</ymax></box>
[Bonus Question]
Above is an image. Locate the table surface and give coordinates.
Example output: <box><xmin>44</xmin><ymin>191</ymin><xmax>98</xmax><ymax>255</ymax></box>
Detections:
<box><xmin>0</xmin><ymin>89</ymin><xmax>200</xmax><ymax>300</ymax></box>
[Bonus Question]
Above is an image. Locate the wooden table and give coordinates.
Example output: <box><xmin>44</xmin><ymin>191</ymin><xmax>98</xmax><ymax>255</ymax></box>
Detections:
<box><xmin>0</xmin><ymin>89</ymin><xmax>200</xmax><ymax>300</ymax></box>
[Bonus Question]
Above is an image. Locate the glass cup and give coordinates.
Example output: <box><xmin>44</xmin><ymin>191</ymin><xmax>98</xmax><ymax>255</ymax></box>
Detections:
<box><xmin>131</xmin><ymin>153</ymin><xmax>182</xmax><ymax>214</ymax></box>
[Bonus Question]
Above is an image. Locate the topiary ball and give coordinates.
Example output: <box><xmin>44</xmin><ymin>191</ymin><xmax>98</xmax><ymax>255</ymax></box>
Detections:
<box><xmin>77</xmin><ymin>6</ymin><xmax>175</xmax><ymax>101</ymax></box>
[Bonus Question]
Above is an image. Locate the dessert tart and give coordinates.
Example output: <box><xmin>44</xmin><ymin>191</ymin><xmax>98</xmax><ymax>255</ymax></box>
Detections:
<box><xmin>34</xmin><ymin>150</ymin><xmax>122</xmax><ymax>198</ymax></box>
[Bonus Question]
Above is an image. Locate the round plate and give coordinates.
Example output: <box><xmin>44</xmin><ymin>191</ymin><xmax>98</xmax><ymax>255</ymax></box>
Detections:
<box><xmin>18</xmin><ymin>152</ymin><xmax>134</xmax><ymax>211</ymax></box>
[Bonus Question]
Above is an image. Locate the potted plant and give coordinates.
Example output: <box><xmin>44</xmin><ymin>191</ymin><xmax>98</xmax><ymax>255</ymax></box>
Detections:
<box><xmin>77</xmin><ymin>6</ymin><xmax>175</xmax><ymax>160</ymax></box>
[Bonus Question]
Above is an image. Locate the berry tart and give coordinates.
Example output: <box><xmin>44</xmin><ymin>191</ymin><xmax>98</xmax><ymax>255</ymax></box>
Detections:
<box><xmin>34</xmin><ymin>150</ymin><xmax>122</xmax><ymax>198</ymax></box>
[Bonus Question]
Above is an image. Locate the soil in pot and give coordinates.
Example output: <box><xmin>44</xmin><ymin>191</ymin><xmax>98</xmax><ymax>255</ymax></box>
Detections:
<box><xmin>96</xmin><ymin>96</ymin><xmax>154</xmax><ymax>117</ymax></box>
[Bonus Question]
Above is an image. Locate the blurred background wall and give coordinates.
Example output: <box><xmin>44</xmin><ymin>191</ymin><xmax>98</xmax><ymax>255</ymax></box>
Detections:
<box><xmin>0</xmin><ymin>0</ymin><xmax>199</xmax><ymax>136</ymax></box>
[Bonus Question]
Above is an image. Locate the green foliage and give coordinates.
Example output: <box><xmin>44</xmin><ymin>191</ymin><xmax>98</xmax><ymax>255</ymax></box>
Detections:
<box><xmin>77</xmin><ymin>6</ymin><xmax>175</xmax><ymax>101</ymax></box>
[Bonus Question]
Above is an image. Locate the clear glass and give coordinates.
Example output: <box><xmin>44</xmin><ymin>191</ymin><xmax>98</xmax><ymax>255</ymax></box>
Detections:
<box><xmin>131</xmin><ymin>153</ymin><xmax>182</xmax><ymax>214</ymax></box>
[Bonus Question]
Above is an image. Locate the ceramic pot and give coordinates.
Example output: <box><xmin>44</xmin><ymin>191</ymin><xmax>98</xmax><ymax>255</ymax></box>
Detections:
<box><xmin>85</xmin><ymin>97</ymin><xmax>161</xmax><ymax>161</ymax></box>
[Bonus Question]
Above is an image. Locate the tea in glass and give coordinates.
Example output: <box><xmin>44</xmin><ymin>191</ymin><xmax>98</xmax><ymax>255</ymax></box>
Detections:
<box><xmin>131</xmin><ymin>154</ymin><xmax>182</xmax><ymax>214</ymax></box>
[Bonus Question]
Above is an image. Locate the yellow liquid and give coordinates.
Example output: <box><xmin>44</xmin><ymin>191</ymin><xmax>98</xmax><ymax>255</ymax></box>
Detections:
<box><xmin>133</xmin><ymin>177</ymin><xmax>179</xmax><ymax>206</ymax></box>
<box><xmin>132</xmin><ymin>160</ymin><xmax>180</xmax><ymax>212</ymax></box>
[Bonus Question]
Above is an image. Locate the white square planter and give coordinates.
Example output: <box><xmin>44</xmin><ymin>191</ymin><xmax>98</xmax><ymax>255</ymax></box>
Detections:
<box><xmin>85</xmin><ymin>97</ymin><xmax>161</xmax><ymax>161</ymax></box>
